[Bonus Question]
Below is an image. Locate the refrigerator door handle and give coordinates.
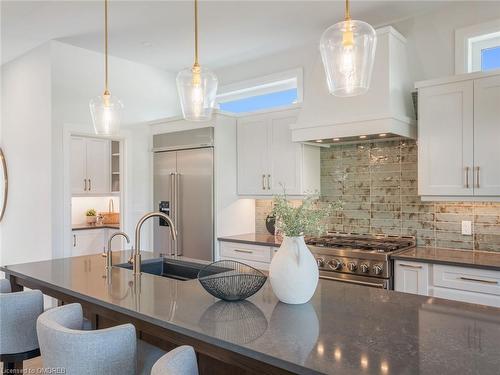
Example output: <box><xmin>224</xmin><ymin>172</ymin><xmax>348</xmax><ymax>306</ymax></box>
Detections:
<box><xmin>175</xmin><ymin>173</ymin><xmax>182</xmax><ymax>256</ymax></box>
<box><xmin>169</xmin><ymin>173</ymin><xmax>176</xmax><ymax>256</ymax></box>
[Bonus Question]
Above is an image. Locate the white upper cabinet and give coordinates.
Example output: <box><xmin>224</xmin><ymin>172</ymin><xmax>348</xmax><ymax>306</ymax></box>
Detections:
<box><xmin>474</xmin><ymin>75</ymin><xmax>500</xmax><ymax>196</ymax></box>
<box><xmin>70</xmin><ymin>136</ymin><xmax>110</xmax><ymax>195</ymax></box>
<box><xmin>71</xmin><ymin>137</ymin><xmax>88</xmax><ymax>194</ymax></box>
<box><xmin>237</xmin><ymin>109</ymin><xmax>320</xmax><ymax>196</ymax></box>
<box><xmin>416</xmin><ymin>71</ymin><xmax>500</xmax><ymax>199</ymax></box>
<box><xmin>418</xmin><ymin>81</ymin><xmax>474</xmax><ymax>196</ymax></box>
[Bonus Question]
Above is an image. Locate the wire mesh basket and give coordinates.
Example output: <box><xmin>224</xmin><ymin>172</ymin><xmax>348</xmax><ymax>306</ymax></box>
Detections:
<box><xmin>197</xmin><ymin>260</ymin><xmax>267</xmax><ymax>301</ymax></box>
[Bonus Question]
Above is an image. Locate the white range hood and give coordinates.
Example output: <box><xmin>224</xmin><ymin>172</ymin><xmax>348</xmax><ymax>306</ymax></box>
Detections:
<box><xmin>292</xmin><ymin>26</ymin><xmax>416</xmax><ymax>144</ymax></box>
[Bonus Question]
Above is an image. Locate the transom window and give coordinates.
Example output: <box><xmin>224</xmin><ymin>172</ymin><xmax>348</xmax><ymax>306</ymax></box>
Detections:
<box><xmin>456</xmin><ymin>20</ymin><xmax>500</xmax><ymax>73</ymax></box>
<box><xmin>216</xmin><ymin>68</ymin><xmax>303</xmax><ymax>115</ymax></box>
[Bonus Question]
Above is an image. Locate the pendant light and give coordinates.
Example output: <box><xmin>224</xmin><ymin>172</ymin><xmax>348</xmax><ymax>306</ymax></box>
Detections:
<box><xmin>320</xmin><ymin>0</ymin><xmax>377</xmax><ymax>97</ymax></box>
<box><xmin>176</xmin><ymin>0</ymin><xmax>218</xmax><ymax>122</ymax></box>
<box><xmin>89</xmin><ymin>0</ymin><xmax>123</xmax><ymax>135</ymax></box>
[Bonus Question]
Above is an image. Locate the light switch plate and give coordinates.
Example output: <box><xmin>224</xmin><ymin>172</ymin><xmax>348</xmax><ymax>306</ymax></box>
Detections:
<box><xmin>462</xmin><ymin>220</ymin><xmax>473</xmax><ymax>236</ymax></box>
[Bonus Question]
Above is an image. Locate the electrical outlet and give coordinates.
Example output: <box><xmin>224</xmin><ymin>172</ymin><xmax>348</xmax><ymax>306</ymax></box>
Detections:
<box><xmin>462</xmin><ymin>220</ymin><xmax>473</xmax><ymax>236</ymax></box>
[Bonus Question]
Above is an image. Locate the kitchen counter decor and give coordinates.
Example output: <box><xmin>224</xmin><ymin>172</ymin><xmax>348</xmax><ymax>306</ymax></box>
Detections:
<box><xmin>269</xmin><ymin>192</ymin><xmax>341</xmax><ymax>304</ymax></box>
<box><xmin>197</xmin><ymin>260</ymin><xmax>267</xmax><ymax>302</ymax></box>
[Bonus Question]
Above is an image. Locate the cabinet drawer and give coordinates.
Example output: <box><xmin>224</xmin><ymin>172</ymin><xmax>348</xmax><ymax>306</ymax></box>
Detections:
<box><xmin>220</xmin><ymin>242</ymin><xmax>272</xmax><ymax>263</ymax></box>
<box><xmin>433</xmin><ymin>265</ymin><xmax>500</xmax><ymax>296</ymax></box>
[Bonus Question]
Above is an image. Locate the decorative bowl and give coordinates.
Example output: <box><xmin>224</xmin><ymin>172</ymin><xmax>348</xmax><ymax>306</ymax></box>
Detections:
<box><xmin>197</xmin><ymin>260</ymin><xmax>267</xmax><ymax>302</ymax></box>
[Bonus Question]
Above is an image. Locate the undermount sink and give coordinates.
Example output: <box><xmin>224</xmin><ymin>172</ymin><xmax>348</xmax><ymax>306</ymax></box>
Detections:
<box><xmin>114</xmin><ymin>258</ymin><xmax>223</xmax><ymax>281</ymax></box>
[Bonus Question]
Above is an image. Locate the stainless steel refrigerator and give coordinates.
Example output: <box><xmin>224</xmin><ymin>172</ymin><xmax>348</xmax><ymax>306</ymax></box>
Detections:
<box><xmin>153</xmin><ymin>128</ymin><xmax>214</xmax><ymax>261</ymax></box>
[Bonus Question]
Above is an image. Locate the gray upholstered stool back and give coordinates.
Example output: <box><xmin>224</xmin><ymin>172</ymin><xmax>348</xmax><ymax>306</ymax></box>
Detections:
<box><xmin>0</xmin><ymin>280</ymin><xmax>43</xmax><ymax>355</ymax></box>
<box><xmin>151</xmin><ymin>346</ymin><xmax>199</xmax><ymax>375</ymax></box>
<box><xmin>37</xmin><ymin>303</ymin><xmax>137</xmax><ymax>375</ymax></box>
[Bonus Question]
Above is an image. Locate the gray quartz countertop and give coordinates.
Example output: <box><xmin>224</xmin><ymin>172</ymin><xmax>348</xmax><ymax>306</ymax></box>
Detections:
<box><xmin>392</xmin><ymin>247</ymin><xmax>500</xmax><ymax>271</ymax></box>
<box><xmin>218</xmin><ymin>233</ymin><xmax>282</xmax><ymax>247</ymax></box>
<box><xmin>72</xmin><ymin>223</ymin><xmax>120</xmax><ymax>231</ymax></box>
<box><xmin>3</xmin><ymin>252</ymin><xmax>500</xmax><ymax>375</ymax></box>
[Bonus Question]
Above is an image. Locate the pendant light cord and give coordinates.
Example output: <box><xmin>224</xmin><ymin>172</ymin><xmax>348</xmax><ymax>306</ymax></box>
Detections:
<box><xmin>104</xmin><ymin>0</ymin><xmax>110</xmax><ymax>95</ymax></box>
<box><xmin>194</xmin><ymin>0</ymin><xmax>199</xmax><ymax>66</ymax></box>
<box><xmin>345</xmin><ymin>0</ymin><xmax>351</xmax><ymax>21</ymax></box>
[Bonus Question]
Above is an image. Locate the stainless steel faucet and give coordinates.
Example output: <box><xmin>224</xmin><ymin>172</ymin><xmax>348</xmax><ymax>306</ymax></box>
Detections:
<box><xmin>133</xmin><ymin>212</ymin><xmax>177</xmax><ymax>275</ymax></box>
<box><xmin>105</xmin><ymin>231</ymin><xmax>130</xmax><ymax>270</ymax></box>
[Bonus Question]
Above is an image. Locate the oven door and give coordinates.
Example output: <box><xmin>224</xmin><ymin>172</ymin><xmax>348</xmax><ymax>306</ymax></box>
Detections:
<box><xmin>319</xmin><ymin>271</ymin><xmax>390</xmax><ymax>289</ymax></box>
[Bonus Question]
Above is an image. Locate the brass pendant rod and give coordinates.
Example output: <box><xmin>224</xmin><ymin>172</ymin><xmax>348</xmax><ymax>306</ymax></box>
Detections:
<box><xmin>345</xmin><ymin>0</ymin><xmax>351</xmax><ymax>21</ymax></box>
<box><xmin>104</xmin><ymin>0</ymin><xmax>110</xmax><ymax>95</ymax></box>
<box><xmin>194</xmin><ymin>0</ymin><xmax>199</xmax><ymax>66</ymax></box>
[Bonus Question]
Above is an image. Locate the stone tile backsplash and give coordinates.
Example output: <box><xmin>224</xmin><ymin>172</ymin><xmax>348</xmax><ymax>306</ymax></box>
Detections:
<box><xmin>255</xmin><ymin>139</ymin><xmax>500</xmax><ymax>252</ymax></box>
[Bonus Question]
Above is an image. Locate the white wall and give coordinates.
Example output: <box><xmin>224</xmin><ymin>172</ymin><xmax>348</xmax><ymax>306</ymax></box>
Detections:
<box><xmin>1</xmin><ymin>40</ymin><xmax>180</xmax><ymax>264</ymax></box>
<box><xmin>216</xmin><ymin>2</ymin><xmax>500</xmax><ymax>87</ymax></box>
<box><xmin>393</xmin><ymin>2</ymin><xmax>500</xmax><ymax>82</ymax></box>
<box><xmin>1</xmin><ymin>44</ymin><xmax>53</xmax><ymax>265</ymax></box>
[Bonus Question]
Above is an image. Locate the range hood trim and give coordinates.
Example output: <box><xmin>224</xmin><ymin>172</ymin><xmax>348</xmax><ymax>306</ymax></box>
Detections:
<box><xmin>291</xmin><ymin>116</ymin><xmax>416</xmax><ymax>143</ymax></box>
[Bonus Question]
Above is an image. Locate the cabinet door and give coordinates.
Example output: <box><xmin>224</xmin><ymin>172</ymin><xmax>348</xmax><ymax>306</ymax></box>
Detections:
<box><xmin>474</xmin><ymin>75</ymin><xmax>500</xmax><ymax>196</ymax></box>
<box><xmin>73</xmin><ymin>230</ymin><xmax>104</xmax><ymax>256</ymax></box>
<box><xmin>237</xmin><ymin>117</ymin><xmax>269</xmax><ymax>195</ymax></box>
<box><xmin>70</xmin><ymin>137</ymin><xmax>87</xmax><ymax>194</ymax></box>
<box><xmin>86</xmin><ymin>138</ymin><xmax>110</xmax><ymax>194</ymax></box>
<box><xmin>268</xmin><ymin>112</ymin><xmax>301</xmax><ymax>194</ymax></box>
<box><xmin>418</xmin><ymin>81</ymin><xmax>474</xmax><ymax>196</ymax></box>
<box><xmin>394</xmin><ymin>260</ymin><xmax>429</xmax><ymax>295</ymax></box>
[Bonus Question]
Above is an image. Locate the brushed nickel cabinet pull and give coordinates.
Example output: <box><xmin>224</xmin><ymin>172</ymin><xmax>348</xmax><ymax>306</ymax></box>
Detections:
<box><xmin>267</xmin><ymin>174</ymin><xmax>271</xmax><ymax>190</ymax></box>
<box><xmin>475</xmin><ymin>166</ymin><xmax>480</xmax><ymax>189</ymax></box>
<box><xmin>88</xmin><ymin>179</ymin><xmax>92</xmax><ymax>191</ymax></box>
<box><xmin>262</xmin><ymin>174</ymin><xmax>266</xmax><ymax>190</ymax></box>
<box><xmin>459</xmin><ymin>276</ymin><xmax>497</xmax><ymax>284</ymax></box>
<box><xmin>84</xmin><ymin>179</ymin><xmax>87</xmax><ymax>191</ymax></box>
<box><xmin>399</xmin><ymin>263</ymin><xmax>423</xmax><ymax>269</ymax></box>
<box><xmin>465</xmin><ymin>167</ymin><xmax>470</xmax><ymax>189</ymax></box>
<box><xmin>73</xmin><ymin>234</ymin><xmax>76</xmax><ymax>247</ymax></box>
<box><xmin>234</xmin><ymin>249</ymin><xmax>253</xmax><ymax>254</ymax></box>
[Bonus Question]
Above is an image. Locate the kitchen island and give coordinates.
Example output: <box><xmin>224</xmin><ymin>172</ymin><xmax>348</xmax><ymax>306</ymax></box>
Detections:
<box><xmin>2</xmin><ymin>252</ymin><xmax>500</xmax><ymax>375</ymax></box>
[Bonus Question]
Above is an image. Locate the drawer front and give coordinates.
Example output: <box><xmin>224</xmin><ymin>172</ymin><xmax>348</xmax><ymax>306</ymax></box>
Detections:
<box><xmin>219</xmin><ymin>241</ymin><xmax>272</xmax><ymax>263</ymax></box>
<box><xmin>433</xmin><ymin>265</ymin><xmax>500</xmax><ymax>296</ymax></box>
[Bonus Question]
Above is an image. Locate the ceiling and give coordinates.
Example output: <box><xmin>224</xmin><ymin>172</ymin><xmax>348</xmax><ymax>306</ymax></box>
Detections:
<box><xmin>2</xmin><ymin>0</ymin><xmax>449</xmax><ymax>71</ymax></box>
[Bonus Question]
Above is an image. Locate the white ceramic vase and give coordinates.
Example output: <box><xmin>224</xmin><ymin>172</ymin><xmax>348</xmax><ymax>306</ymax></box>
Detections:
<box><xmin>269</xmin><ymin>236</ymin><xmax>319</xmax><ymax>304</ymax></box>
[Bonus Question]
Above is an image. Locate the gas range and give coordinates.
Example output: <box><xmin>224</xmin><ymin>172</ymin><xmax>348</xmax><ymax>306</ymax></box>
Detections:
<box><xmin>306</xmin><ymin>233</ymin><xmax>415</xmax><ymax>289</ymax></box>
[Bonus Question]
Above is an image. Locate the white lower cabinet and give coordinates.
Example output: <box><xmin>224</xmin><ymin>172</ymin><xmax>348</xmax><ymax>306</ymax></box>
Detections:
<box><xmin>394</xmin><ymin>261</ymin><xmax>430</xmax><ymax>295</ymax></box>
<box><xmin>395</xmin><ymin>260</ymin><xmax>500</xmax><ymax>307</ymax></box>
<box><xmin>219</xmin><ymin>241</ymin><xmax>277</xmax><ymax>270</ymax></box>
<box><xmin>72</xmin><ymin>228</ymin><xmax>121</xmax><ymax>257</ymax></box>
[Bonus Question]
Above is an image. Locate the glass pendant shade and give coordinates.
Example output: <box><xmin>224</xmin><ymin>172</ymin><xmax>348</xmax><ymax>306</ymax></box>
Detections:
<box><xmin>320</xmin><ymin>19</ymin><xmax>377</xmax><ymax>97</ymax></box>
<box><xmin>176</xmin><ymin>65</ymin><xmax>218</xmax><ymax>122</ymax></box>
<box><xmin>89</xmin><ymin>94</ymin><xmax>124</xmax><ymax>135</ymax></box>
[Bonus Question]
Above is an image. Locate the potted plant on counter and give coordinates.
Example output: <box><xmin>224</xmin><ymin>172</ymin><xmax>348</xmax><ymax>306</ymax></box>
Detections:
<box><xmin>85</xmin><ymin>209</ymin><xmax>97</xmax><ymax>224</ymax></box>
<box><xmin>269</xmin><ymin>191</ymin><xmax>341</xmax><ymax>304</ymax></box>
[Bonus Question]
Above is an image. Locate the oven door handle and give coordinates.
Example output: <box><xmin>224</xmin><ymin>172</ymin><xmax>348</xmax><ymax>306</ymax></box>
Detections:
<box><xmin>320</xmin><ymin>274</ymin><xmax>386</xmax><ymax>288</ymax></box>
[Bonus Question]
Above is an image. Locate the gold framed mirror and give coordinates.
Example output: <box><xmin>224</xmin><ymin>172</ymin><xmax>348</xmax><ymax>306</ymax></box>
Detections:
<box><xmin>0</xmin><ymin>148</ymin><xmax>8</xmax><ymax>222</ymax></box>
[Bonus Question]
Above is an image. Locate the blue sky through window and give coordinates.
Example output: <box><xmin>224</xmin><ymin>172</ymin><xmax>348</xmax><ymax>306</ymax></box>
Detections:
<box><xmin>219</xmin><ymin>88</ymin><xmax>298</xmax><ymax>113</ymax></box>
<box><xmin>481</xmin><ymin>46</ymin><xmax>500</xmax><ymax>71</ymax></box>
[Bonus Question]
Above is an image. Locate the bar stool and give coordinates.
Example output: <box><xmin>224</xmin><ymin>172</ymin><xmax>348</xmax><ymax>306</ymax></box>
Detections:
<box><xmin>151</xmin><ymin>346</ymin><xmax>199</xmax><ymax>375</ymax></box>
<box><xmin>37</xmin><ymin>303</ymin><xmax>167</xmax><ymax>375</ymax></box>
<box><xmin>0</xmin><ymin>279</ymin><xmax>44</xmax><ymax>374</ymax></box>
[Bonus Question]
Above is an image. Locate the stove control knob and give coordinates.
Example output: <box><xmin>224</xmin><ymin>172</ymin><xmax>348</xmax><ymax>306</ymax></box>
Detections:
<box><xmin>316</xmin><ymin>258</ymin><xmax>325</xmax><ymax>268</ymax></box>
<box><xmin>373</xmin><ymin>264</ymin><xmax>383</xmax><ymax>275</ymax></box>
<box><xmin>347</xmin><ymin>262</ymin><xmax>357</xmax><ymax>272</ymax></box>
<box><xmin>360</xmin><ymin>263</ymin><xmax>370</xmax><ymax>273</ymax></box>
<box><xmin>328</xmin><ymin>259</ymin><xmax>342</xmax><ymax>270</ymax></box>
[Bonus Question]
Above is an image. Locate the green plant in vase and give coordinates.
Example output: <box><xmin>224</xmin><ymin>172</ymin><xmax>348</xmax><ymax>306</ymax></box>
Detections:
<box><xmin>86</xmin><ymin>208</ymin><xmax>97</xmax><ymax>224</ymax></box>
<box><xmin>269</xmin><ymin>189</ymin><xmax>342</xmax><ymax>304</ymax></box>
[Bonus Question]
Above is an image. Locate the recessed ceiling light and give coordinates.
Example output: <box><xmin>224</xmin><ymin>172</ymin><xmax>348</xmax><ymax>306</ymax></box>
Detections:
<box><xmin>379</xmin><ymin>133</ymin><xmax>387</xmax><ymax>137</ymax></box>
<box><xmin>315</xmin><ymin>139</ymin><xmax>323</xmax><ymax>143</ymax></box>
<box><xmin>359</xmin><ymin>135</ymin><xmax>367</xmax><ymax>139</ymax></box>
<box><xmin>333</xmin><ymin>138</ymin><xmax>340</xmax><ymax>141</ymax></box>
<box><xmin>141</xmin><ymin>41</ymin><xmax>153</xmax><ymax>47</ymax></box>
